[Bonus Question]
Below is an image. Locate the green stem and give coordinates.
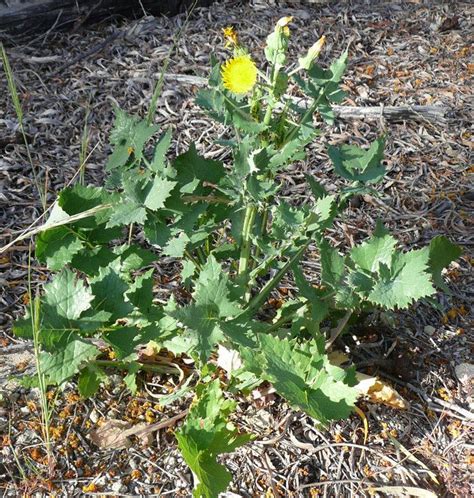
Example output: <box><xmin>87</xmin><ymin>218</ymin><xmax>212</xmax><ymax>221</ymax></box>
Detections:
<box><xmin>243</xmin><ymin>239</ymin><xmax>311</xmax><ymax>318</ymax></box>
<box><xmin>238</xmin><ymin>205</ymin><xmax>257</xmax><ymax>276</ymax></box>
<box><xmin>196</xmin><ymin>246</ymin><xmax>207</xmax><ymax>265</ymax></box>
<box><xmin>251</xmin><ymin>207</ymin><xmax>270</xmax><ymax>273</ymax></box>
<box><xmin>185</xmin><ymin>250</ymin><xmax>202</xmax><ymax>271</ymax></box>
<box><xmin>284</xmin><ymin>90</ymin><xmax>324</xmax><ymax>145</ymax></box>
<box><xmin>264</xmin><ymin>301</ymin><xmax>306</xmax><ymax>334</ymax></box>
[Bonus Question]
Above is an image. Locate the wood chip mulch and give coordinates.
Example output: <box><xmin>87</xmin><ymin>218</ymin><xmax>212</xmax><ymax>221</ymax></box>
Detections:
<box><xmin>0</xmin><ymin>1</ymin><xmax>473</xmax><ymax>496</ymax></box>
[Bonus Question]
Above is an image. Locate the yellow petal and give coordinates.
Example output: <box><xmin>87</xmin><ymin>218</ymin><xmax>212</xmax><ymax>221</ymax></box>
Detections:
<box><xmin>221</xmin><ymin>55</ymin><xmax>257</xmax><ymax>95</ymax></box>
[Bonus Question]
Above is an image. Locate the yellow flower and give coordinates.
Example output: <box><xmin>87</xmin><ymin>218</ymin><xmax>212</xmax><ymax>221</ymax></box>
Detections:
<box><xmin>221</xmin><ymin>55</ymin><xmax>257</xmax><ymax>94</ymax></box>
<box><xmin>222</xmin><ymin>26</ymin><xmax>238</xmax><ymax>48</ymax></box>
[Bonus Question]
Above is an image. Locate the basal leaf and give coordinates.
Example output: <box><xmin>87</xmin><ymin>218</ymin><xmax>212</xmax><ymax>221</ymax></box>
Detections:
<box><xmin>320</xmin><ymin>240</ymin><xmax>345</xmax><ymax>289</ymax></box>
<box><xmin>36</xmin><ymin>227</ymin><xmax>84</xmax><ymax>271</ymax></box>
<box><xmin>90</xmin><ymin>266</ymin><xmax>132</xmax><ymax>321</ymax></box>
<box><xmin>40</xmin><ymin>339</ymin><xmax>99</xmax><ymax>385</ymax></box>
<box><xmin>428</xmin><ymin>236</ymin><xmax>462</xmax><ymax>291</ymax></box>
<box><xmin>127</xmin><ymin>269</ymin><xmax>154</xmax><ymax>312</ymax></box>
<box><xmin>104</xmin><ymin>326</ymin><xmax>141</xmax><ymax>360</ymax></box>
<box><xmin>150</xmin><ymin>128</ymin><xmax>172</xmax><ymax>174</ymax></box>
<box><xmin>106</xmin><ymin>107</ymin><xmax>159</xmax><ymax>170</ymax></box>
<box><xmin>78</xmin><ymin>365</ymin><xmax>106</xmax><ymax>398</ymax></box>
<box><xmin>43</xmin><ymin>269</ymin><xmax>94</xmax><ymax>327</ymax></box>
<box><xmin>350</xmin><ymin>221</ymin><xmax>397</xmax><ymax>273</ymax></box>
<box><xmin>241</xmin><ymin>335</ymin><xmax>358</xmax><ymax>425</ymax></box>
<box><xmin>173</xmin><ymin>143</ymin><xmax>225</xmax><ymax>189</ymax></box>
<box><xmin>368</xmin><ymin>248</ymin><xmax>436</xmax><ymax>309</ymax></box>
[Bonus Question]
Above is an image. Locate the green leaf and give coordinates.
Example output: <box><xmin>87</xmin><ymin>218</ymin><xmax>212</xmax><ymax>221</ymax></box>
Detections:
<box><xmin>329</xmin><ymin>50</ymin><xmax>348</xmax><ymax>83</ymax></box>
<box><xmin>90</xmin><ymin>266</ymin><xmax>132</xmax><ymax>321</ymax></box>
<box><xmin>163</xmin><ymin>232</ymin><xmax>190</xmax><ymax>258</ymax></box>
<box><xmin>144</xmin><ymin>214</ymin><xmax>172</xmax><ymax>247</ymax></box>
<box><xmin>328</xmin><ymin>137</ymin><xmax>386</xmax><ymax>184</ymax></box>
<box><xmin>143</xmin><ymin>177</ymin><xmax>177</xmax><ymax>211</ymax></box>
<box><xmin>106</xmin><ymin>107</ymin><xmax>159</xmax><ymax>170</ymax></box>
<box><xmin>306</xmin><ymin>176</ymin><xmax>327</xmax><ymax>200</ymax></box>
<box><xmin>428</xmin><ymin>236</ymin><xmax>462</xmax><ymax>291</ymax></box>
<box><xmin>124</xmin><ymin>362</ymin><xmax>140</xmax><ymax>394</ymax></box>
<box><xmin>150</xmin><ymin>128</ymin><xmax>172</xmax><ymax>174</ymax></box>
<box><xmin>176</xmin><ymin>380</ymin><xmax>250</xmax><ymax>498</ymax></box>
<box><xmin>78</xmin><ymin>365</ymin><xmax>106</xmax><ymax>398</ymax></box>
<box><xmin>350</xmin><ymin>222</ymin><xmax>397</xmax><ymax>273</ymax></box>
<box><xmin>172</xmin><ymin>304</ymin><xmax>224</xmax><ymax>363</ymax></box>
<box><xmin>106</xmin><ymin>201</ymin><xmax>147</xmax><ymax>228</ymax></box>
<box><xmin>71</xmin><ymin>247</ymin><xmax>118</xmax><ymax>276</ymax></box>
<box><xmin>241</xmin><ymin>335</ymin><xmax>358</xmax><ymax>424</ymax></box>
<box><xmin>43</xmin><ymin>270</ymin><xmax>94</xmax><ymax>327</ymax></box>
<box><xmin>116</xmin><ymin>245</ymin><xmax>156</xmax><ymax>273</ymax></box>
<box><xmin>36</xmin><ymin>227</ymin><xmax>84</xmax><ymax>270</ymax></box>
<box><xmin>368</xmin><ymin>248</ymin><xmax>436</xmax><ymax>309</ymax></box>
<box><xmin>58</xmin><ymin>184</ymin><xmax>116</xmax><ymax>227</ymax></box>
<box><xmin>40</xmin><ymin>339</ymin><xmax>99</xmax><ymax>385</ymax></box>
<box><xmin>173</xmin><ymin>143</ymin><xmax>225</xmax><ymax>189</ymax></box>
<box><xmin>320</xmin><ymin>240</ymin><xmax>345</xmax><ymax>289</ymax></box>
<box><xmin>104</xmin><ymin>326</ymin><xmax>141</xmax><ymax>360</ymax></box>
<box><xmin>308</xmin><ymin>194</ymin><xmax>337</xmax><ymax>232</ymax></box>
<box><xmin>127</xmin><ymin>269</ymin><xmax>154</xmax><ymax>312</ymax></box>
<box><xmin>172</xmin><ymin>256</ymin><xmax>240</xmax><ymax>362</ymax></box>
<box><xmin>194</xmin><ymin>255</ymin><xmax>240</xmax><ymax>317</ymax></box>
<box><xmin>271</xmin><ymin>202</ymin><xmax>307</xmax><ymax>240</ymax></box>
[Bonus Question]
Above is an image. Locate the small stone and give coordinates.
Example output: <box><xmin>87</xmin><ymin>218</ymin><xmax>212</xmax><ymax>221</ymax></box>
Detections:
<box><xmin>424</xmin><ymin>325</ymin><xmax>436</xmax><ymax>335</ymax></box>
<box><xmin>20</xmin><ymin>406</ymin><xmax>30</xmax><ymax>415</ymax></box>
<box><xmin>455</xmin><ymin>363</ymin><xmax>474</xmax><ymax>385</ymax></box>
<box><xmin>111</xmin><ymin>482</ymin><xmax>127</xmax><ymax>494</ymax></box>
<box><xmin>89</xmin><ymin>409</ymin><xmax>99</xmax><ymax>424</ymax></box>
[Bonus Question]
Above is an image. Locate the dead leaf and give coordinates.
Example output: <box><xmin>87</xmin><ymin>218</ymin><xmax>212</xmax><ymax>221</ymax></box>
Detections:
<box><xmin>217</xmin><ymin>345</ymin><xmax>242</xmax><ymax>375</ymax></box>
<box><xmin>89</xmin><ymin>419</ymin><xmax>133</xmax><ymax>449</ymax></box>
<box><xmin>252</xmin><ymin>384</ymin><xmax>276</xmax><ymax>408</ymax></box>
<box><xmin>369</xmin><ymin>485</ymin><xmax>437</xmax><ymax>498</ymax></box>
<box><xmin>356</xmin><ymin>373</ymin><xmax>409</xmax><ymax>409</ymax></box>
<box><xmin>90</xmin><ymin>411</ymin><xmax>189</xmax><ymax>449</ymax></box>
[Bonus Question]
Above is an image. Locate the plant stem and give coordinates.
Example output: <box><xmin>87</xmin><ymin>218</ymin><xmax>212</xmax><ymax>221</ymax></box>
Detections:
<box><xmin>184</xmin><ymin>250</ymin><xmax>202</xmax><ymax>271</ymax></box>
<box><xmin>252</xmin><ymin>205</ymin><xmax>269</xmax><ymax>268</ymax></box>
<box><xmin>243</xmin><ymin>239</ymin><xmax>311</xmax><ymax>318</ymax></box>
<box><xmin>238</xmin><ymin>205</ymin><xmax>257</xmax><ymax>276</ymax></box>
<box><xmin>28</xmin><ymin>246</ymin><xmax>53</xmax><ymax>471</ymax></box>
<box><xmin>264</xmin><ymin>301</ymin><xmax>306</xmax><ymax>334</ymax></box>
<box><xmin>325</xmin><ymin>310</ymin><xmax>352</xmax><ymax>350</ymax></box>
<box><xmin>1</xmin><ymin>44</ymin><xmax>46</xmax><ymax>211</ymax></box>
<box><xmin>284</xmin><ymin>90</ymin><xmax>324</xmax><ymax>145</ymax></box>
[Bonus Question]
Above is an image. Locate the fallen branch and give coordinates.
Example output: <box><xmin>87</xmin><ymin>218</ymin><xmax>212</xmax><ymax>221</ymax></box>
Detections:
<box><xmin>163</xmin><ymin>73</ymin><xmax>450</xmax><ymax>123</ymax></box>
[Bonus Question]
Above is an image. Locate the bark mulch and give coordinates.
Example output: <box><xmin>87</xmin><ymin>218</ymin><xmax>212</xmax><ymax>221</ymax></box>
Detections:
<box><xmin>0</xmin><ymin>0</ymin><xmax>473</xmax><ymax>496</ymax></box>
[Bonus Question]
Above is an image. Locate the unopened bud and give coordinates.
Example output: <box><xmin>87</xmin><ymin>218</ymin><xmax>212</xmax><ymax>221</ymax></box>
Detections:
<box><xmin>276</xmin><ymin>16</ymin><xmax>293</xmax><ymax>28</ymax></box>
<box><xmin>298</xmin><ymin>35</ymin><xmax>326</xmax><ymax>70</ymax></box>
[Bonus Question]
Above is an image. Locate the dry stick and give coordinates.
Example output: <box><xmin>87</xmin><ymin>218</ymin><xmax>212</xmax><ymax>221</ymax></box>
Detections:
<box><xmin>162</xmin><ymin>73</ymin><xmax>450</xmax><ymax>123</ymax></box>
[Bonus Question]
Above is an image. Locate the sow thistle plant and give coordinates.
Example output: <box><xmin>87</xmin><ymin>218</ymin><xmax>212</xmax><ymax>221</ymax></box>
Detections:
<box><xmin>13</xmin><ymin>18</ymin><xmax>460</xmax><ymax>497</ymax></box>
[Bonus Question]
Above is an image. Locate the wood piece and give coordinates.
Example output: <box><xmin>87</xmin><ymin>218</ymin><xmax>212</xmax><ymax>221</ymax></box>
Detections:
<box><xmin>0</xmin><ymin>0</ymin><xmax>215</xmax><ymax>37</ymax></box>
<box><xmin>332</xmin><ymin>104</ymin><xmax>450</xmax><ymax>124</ymax></box>
<box><xmin>163</xmin><ymin>73</ymin><xmax>451</xmax><ymax>124</ymax></box>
